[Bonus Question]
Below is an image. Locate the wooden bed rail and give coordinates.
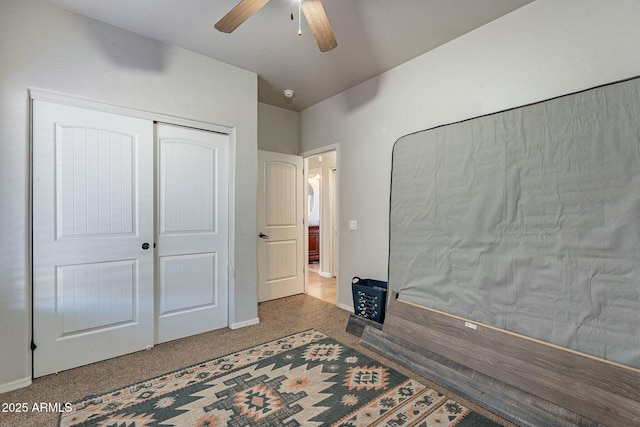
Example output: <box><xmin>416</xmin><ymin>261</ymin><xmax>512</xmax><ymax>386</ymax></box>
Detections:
<box><xmin>358</xmin><ymin>293</ymin><xmax>640</xmax><ymax>427</ymax></box>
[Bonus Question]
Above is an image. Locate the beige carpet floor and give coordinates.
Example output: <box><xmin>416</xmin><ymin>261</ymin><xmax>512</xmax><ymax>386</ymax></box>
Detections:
<box><xmin>0</xmin><ymin>294</ymin><xmax>516</xmax><ymax>427</ymax></box>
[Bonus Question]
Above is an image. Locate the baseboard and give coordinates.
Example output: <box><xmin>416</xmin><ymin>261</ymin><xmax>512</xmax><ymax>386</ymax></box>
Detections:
<box><xmin>229</xmin><ymin>317</ymin><xmax>260</xmax><ymax>330</ymax></box>
<box><xmin>0</xmin><ymin>376</ymin><xmax>32</xmax><ymax>394</ymax></box>
<box><xmin>337</xmin><ymin>302</ymin><xmax>353</xmax><ymax>313</ymax></box>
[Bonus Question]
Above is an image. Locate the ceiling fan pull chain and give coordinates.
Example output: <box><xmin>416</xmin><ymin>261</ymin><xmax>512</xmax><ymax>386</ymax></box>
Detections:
<box><xmin>215</xmin><ymin>0</ymin><xmax>336</xmax><ymax>52</ymax></box>
<box><xmin>298</xmin><ymin>0</ymin><xmax>302</xmax><ymax>35</ymax></box>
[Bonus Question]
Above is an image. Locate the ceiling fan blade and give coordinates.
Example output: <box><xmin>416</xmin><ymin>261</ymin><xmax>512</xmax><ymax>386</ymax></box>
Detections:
<box><xmin>215</xmin><ymin>0</ymin><xmax>271</xmax><ymax>33</ymax></box>
<box><xmin>301</xmin><ymin>0</ymin><xmax>337</xmax><ymax>52</ymax></box>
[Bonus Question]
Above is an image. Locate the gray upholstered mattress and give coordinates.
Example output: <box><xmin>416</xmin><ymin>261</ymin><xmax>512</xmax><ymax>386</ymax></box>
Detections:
<box><xmin>390</xmin><ymin>77</ymin><xmax>640</xmax><ymax>368</ymax></box>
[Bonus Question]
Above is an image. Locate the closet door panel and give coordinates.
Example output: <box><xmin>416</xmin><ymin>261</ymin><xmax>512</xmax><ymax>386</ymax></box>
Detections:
<box><xmin>156</xmin><ymin>124</ymin><xmax>229</xmax><ymax>343</ymax></box>
<box><xmin>33</xmin><ymin>100</ymin><xmax>154</xmax><ymax>377</ymax></box>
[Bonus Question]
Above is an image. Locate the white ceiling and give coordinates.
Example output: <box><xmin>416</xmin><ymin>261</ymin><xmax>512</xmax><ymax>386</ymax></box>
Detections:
<box><xmin>39</xmin><ymin>0</ymin><xmax>534</xmax><ymax>111</ymax></box>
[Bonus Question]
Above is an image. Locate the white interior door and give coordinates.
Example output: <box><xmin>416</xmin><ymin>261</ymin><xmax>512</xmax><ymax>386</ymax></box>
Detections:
<box><xmin>257</xmin><ymin>150</ymin><xmax>304</xmax><ymax>302</ymax></box>
<box><xmin>33</xmin><ymin>100</ymin><xmax>154</xmax><ymax>377</ymax></box>
<box><xmin>156</xmin><ymin>124</ymin><xmax>228</xmax><ymax>343</ymax></box>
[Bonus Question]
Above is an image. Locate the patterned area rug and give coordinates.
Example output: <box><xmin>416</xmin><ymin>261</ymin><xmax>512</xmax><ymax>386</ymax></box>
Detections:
<box><xmin>60</xmin><ymin>330</ymin><xmax>500</xmax><ymax>427</ymax></box>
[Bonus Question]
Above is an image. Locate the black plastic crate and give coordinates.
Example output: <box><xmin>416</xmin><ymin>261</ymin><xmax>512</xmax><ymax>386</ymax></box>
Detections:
<box><xmin>351</xmin><ymin>276</ymin><xmax>388</xmax><ymax>324</ymax></box>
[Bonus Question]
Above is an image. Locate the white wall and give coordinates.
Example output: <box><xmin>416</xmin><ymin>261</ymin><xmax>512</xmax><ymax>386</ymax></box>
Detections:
<box><xmin>258</xmin><ymin>103</ymin><xmax>300</xmax><ymax>155</ymax></box>
<box><xmin>300</xmin><ymin>0</ymin><xmax>640</xmax><ymax>308</ymax></box>
<box><xmin>0</xmin><ymin>0</ymin><xmax>258</xmax><ymax>391</ymax></box>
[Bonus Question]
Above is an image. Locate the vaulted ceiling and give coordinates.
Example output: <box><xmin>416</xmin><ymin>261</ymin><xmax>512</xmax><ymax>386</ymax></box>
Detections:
<box><xmin>39</xmin><ymin>0</ymin><xmax>534</xmax><ymax>111</ymax></box>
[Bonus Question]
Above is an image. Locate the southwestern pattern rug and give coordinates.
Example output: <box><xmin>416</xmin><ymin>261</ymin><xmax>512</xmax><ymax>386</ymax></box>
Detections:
<box><xmin>60</xmin><ymin>330</ymin><xmax>500</xmax><ymax>427</ymax></box>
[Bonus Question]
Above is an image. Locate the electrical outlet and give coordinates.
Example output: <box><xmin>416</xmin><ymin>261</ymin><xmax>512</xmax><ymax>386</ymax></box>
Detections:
<box><xmin>349</xmin><ymin>220</ymin><xmax>358</xmax><ymax>230</ymax></box>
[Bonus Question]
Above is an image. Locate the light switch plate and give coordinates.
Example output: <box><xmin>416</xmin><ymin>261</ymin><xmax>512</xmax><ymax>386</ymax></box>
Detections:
<box><xmin>349</xmin><ymin>220</ymin><xmax>358</xmax><ymax>230</ymax></box>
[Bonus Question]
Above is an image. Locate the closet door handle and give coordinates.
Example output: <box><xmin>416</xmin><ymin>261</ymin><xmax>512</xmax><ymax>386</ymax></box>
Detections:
<box><xmin>142</xmin><ymin>242</ymin><xmax>150</xmax><ymax>250</ymax></box>
<box><xmin>259</xmin><ymin>233</ymin><xmax>269</xmax><ymax>239</ymax></box>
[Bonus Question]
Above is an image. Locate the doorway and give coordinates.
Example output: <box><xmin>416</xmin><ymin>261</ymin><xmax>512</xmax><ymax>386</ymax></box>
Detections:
<box><xmin>304</xmin><ymin>150</ymin><xmax>338</xmax><ymax>304</ymax></box>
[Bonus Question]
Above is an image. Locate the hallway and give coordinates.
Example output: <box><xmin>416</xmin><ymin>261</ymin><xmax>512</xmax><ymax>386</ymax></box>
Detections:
<box><xmin>307</xmin><ymin>263</ymin><xmax>336</xmax><ymax>304</ymax></box>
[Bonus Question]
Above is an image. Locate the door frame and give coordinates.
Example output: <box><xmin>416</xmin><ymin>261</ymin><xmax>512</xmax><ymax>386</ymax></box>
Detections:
<box><xmin>300</xmin><ymin>143</ymin><xmax>340</xmax><ymax>305</ymax></box>
<box><xmin>29</xmin><ymin>89</ymin><xmax>236</xmax><ymax>373</ymax></box>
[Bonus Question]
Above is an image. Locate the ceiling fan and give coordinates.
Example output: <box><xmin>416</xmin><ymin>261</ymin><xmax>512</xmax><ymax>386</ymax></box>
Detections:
<box><xmin>215</xmin><ymin>0</ymin><xmax>337</xmax><ymax>52</ymax></box>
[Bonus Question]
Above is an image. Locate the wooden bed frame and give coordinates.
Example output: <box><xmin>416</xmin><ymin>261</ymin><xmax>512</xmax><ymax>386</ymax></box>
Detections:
<box><xmin>357</xmin><ymin>293</ymin><xmax>640</xmax><ymax>427</ymax></box>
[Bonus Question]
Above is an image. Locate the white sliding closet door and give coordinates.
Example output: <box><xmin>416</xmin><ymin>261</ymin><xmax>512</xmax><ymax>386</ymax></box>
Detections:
<box><xmin>155</xmin><ymin>124</ymin><xmax>228</xmax><ymax>343</ymax></box>
<box><xmin>33</xmin><ymin>101</ymin><xmax>230</xmax><ymax>377</ymax></box>
<box><xmin>33</xmin><ymin>100</ymin><xmax>155</xmax><ymax>377</ymax></box>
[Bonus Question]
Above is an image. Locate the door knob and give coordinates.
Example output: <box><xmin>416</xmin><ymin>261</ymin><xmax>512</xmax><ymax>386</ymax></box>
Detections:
<box><xmin>142</xmin><ymin>242</ymin><xmax>150</xmax><ymax>250</ymax></box>
<box><xmin>259</xmin><ymin>233</ymin><xmax>269</xmax><ymax>239</ymax></box>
